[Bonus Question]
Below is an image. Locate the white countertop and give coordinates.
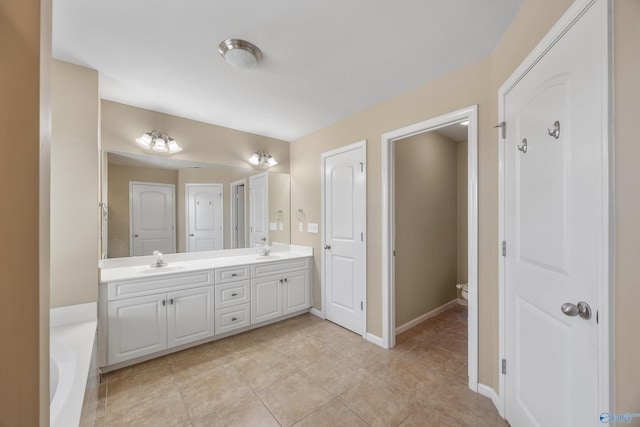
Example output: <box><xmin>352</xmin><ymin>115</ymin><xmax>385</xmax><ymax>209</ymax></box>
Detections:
<box><xmin>100</xmin><ymin>245</ymin><xmax>313</xmax><ymax>283</ymax></box>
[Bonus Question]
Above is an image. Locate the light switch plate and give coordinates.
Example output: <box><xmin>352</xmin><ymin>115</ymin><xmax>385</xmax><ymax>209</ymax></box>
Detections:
<box><xmin>299</xmin><ymin>223</ymin><xmax>303</xmax><ymax>232</ymax></box>
<box><xmin>270</xmin><ymin>223</ymin><xmax>277</xmax><ymax>231</ymax></box>
<box><xmin>279</xmin><ymin>223</ymin><xmax>283</xmax><ymax>231</ymax></box>
<box><xmin>307</xmin><ymin>223</ymin><xmax>319</xmax><ymax>233</ymax></box>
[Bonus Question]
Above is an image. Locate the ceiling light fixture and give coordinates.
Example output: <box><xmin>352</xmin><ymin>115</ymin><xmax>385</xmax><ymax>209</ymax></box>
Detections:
<box><xmin>135</xmin><ymin>130</ymin><xmax>182</xmax><ymax>154</ymax></box>
<box><xmin>248</xmin><ymin>150</ymin><xmax>278</xmax><ymax>167</ymax></box>
<box><xmin>218</xmin><ymin>38</ymin><xmax>263</xmax><ymax>69</ymax></box>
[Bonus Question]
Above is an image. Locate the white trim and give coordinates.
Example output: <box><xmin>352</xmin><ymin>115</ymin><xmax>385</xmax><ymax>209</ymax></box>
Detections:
<box><xmin>457</xmin><ymin>298</ymin><xmax>468</xmax><ymax>307</ymax></box>
<box><xmin>478</xmin><ymin>383</ymin><xmax>500</xmax><ymax>412</ymax></box>
<box><xmin>129</xmin><ymin>181</ymin><xmax>176</xmax><ymax>256</ymax></box>
<box><xmin>395</xmin><ymin>299</ymin><xmax>458</xmax><ymax>334</ymax></box>
<box><xmin>185</xmin><ymin>183</ymin><xmax>224</xmax><ymax>252</ymax></box>
<box><xmin>366</xmin><ymin>333</ymin><xmax>384</xmax><ymax>348</ymax></box>
<box><xmin>497</xmin><ymin>0</ymin><xmax>612</xmax><ymax>418</ymax></box>
<box><xmin>381</xmin><ymin>105</ymin><xmax>479</xmax><ymax>393</ymax></box>
<box><xmin>309</xmin><ymin>308</ymin><xmax>324</xmax><ymax>319</ymax></box>
<box><xmin>320</xmin><ymin>140</ymin><xmax>367</xmax><ymax>338</ymax></box>
<box><xmin>229</xmin><ymin>179</ymin><xmax>247</xmax><ymax>249</ymax></box>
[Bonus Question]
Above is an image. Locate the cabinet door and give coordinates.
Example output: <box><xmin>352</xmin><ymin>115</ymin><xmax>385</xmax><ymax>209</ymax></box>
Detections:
<box><xmin>167</xmin><ymin>286</ymin><xmax>215</xmax><ymax>348</ymax></box>
<box><xmin>108</xmin><ymin>294</ymin><xmax>167</xmax><ymax>365</ymax></box>
<box><xmin>283</xmin><ymin>270</ymin><xmax>310</xmax><ymax>315</ymax></box>
<box><xmin>251</xmin><ymin>275</ymin><xmax>282</xmax><ymax>324</ymax></box>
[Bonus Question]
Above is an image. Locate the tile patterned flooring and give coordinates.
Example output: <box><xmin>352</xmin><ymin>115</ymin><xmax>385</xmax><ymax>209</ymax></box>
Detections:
<box><xmin>94</xmin><ymin>304</ymin><xmax>506</xmax><ymax>426</ymax></box>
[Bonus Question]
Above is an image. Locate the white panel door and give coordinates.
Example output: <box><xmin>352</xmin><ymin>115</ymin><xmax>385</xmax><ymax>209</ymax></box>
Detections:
<box><xmin>249</xmin><ymin>172</ymin><xmax>269</xmax><ymax>247</ymax></box>
<box><xmin>230</xmin><ymin>181</ymin><xmax>246</xmax><ymax>249</ymax></box>
<box><xmin>504</xmin><ymin>4</ymin><xmax>604</xmax><ymax>426</ymax></box>
<box><xmin>130</xmin><ymin>182</ymin><xmax>175</xmax><ymax>256</ymax></box>
<box><xmin>186</xmin><ymin>184</ymin><xmax>223</xmax><ymax>252</ymax></box>
<box><xmin>107</xmin><ymin>294</ymin><xmax>167</xmax><ymax>364</ymax></box>
<box><xmin>323</xmin><ymin>144</ymin><xmax>365</xmax><ymax>335</ymax></box>
<box><xmin>167</xmin><ymin>286</ymin><xmax>215</xmax><ymax>347</ymax></box>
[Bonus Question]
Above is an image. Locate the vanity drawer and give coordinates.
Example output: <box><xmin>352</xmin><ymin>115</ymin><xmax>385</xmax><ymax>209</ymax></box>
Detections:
<box><xmin>107</xmin><ymin>270</ymin><xmax>214</xmax><ymax>301</ymax></box>
<box><xmin>214</xmin><ymin>265</ymin><xmax>251</xmax><ymax>284</ymax></box>
<box><xmin>251</xmin><ymin>257</ymin><xmax>311</xmax><ymax>278</ymax></box>
<box><xmin>215</xmin><ymin>281</ymin><xmax>250</xmax><ymax>309</ymax></box>
<box><xmin>215</xmin><ymin>303</ymin><xmax>250</xmax><ymax>334</ymax></box>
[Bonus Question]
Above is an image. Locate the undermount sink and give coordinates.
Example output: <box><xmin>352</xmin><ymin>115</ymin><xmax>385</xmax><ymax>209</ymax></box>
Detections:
<box><xmin>137</xmin><ymin>265</ymin><xmax>186</xmax><ymax>275</ymax></box>
<box><xmin>255</xmin><ymin>254</ymin><xmax>281</xmax><ymax>259</ymax></box>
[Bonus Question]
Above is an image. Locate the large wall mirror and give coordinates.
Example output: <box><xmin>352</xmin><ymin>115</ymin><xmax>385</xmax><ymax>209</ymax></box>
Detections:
<box><xmin>104</xmin><ymin>151</ymin><xmax>290</xmax><ymax>258</ymax></box>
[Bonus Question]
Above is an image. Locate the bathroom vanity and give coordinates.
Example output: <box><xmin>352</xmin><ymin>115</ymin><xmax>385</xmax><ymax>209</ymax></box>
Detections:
<box><xmin>98</xmin><ymin>246</ymin><xmax>312</xmax><ymax>371</ymax></box>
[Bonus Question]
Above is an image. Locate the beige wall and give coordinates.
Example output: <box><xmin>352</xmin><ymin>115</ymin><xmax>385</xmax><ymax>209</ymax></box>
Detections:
<box><xmin>613</xmin><ymin>0</ymin><xmax>640</xmax><ymax>416</ymax></box>
<box><xmin>394</xmin><ymin>132</ymin><xmax>458</xmax><ymax>326</ymax></box>
<box><xmin>107</xmin><ymin>164</ymin><xmax>178</xmax><ymax>258</ymax></box>
<box><xmin>0</xmin><ymin>0</ymin><xmax>49</xmax><ymax>424</ymax></box>
<box><xmin>269</xmin><ymin>172</ymin><xmax>291</xmax><ymax>245</ymax></box>
<box><xmin>101</xmin><ymin>100</ymin><xmax>290</xmax><ymax>173</ymax></box>
<box><xmin>50</xmin><ymin>60</ymin><xmax>99</xmax><ymax>307</ymax></box>
<box><xmin>457</xmin><ymin>140</ymin><xmax>468</xmax><ymax>285</ymax></box>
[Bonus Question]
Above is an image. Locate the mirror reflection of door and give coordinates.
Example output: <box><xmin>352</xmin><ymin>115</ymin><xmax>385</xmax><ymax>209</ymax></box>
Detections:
<box><xmin>130</xmin><ymin>182</ymin><xmax>176</xmax><ymax>256</ymax></box>
<box><xmin>230</xmin><ymin>180</ymin><xmax>246</xmax><ymax>249</ymax></box>
<box><xmin>186</xmin><ymin>183</ymin><xmax>223</xmax><ymax>252</ymax></box>
<box><xmin>249</xmin><ymin>172</ymin><xmax>269</xmax><ymax>247</ymax></box>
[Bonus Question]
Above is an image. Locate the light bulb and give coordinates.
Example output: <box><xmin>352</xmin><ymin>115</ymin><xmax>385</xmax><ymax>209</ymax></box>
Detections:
<box><xmin>135</xmin><ymin>133</ymin><xmax>152</xmax><ymax>149</ymax></box>
<box><xmin>267</xmin><ymin>156</ymin><xmax>278</xmax><ymax>167</ymax></box>
<box><xmin>167</xmin><ymin>139</ymin><xmax>182</xmax><ymax>153</ymax></box>
<box><xmin>248</xmin><ymin>153</ymin><xmax>260</xmax><ymax>165</ymax></box>
<box><xmin>152</xmin><ymin>138</ymin><xmax>168</xmax><ymax>152</ymax></box>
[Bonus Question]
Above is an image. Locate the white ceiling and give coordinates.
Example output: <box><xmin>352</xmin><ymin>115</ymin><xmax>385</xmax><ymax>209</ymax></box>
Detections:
<box><xmin>52</xmin><ymin>0</ymin><xmax>523</xmax><ymax>142</ymax></box>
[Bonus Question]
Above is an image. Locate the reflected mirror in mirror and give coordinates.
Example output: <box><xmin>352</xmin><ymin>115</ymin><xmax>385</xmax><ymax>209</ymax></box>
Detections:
<box><xmin>104</xmin><ymin>152</ymin><xmax>290</xmax><ymax>258</ymax></box>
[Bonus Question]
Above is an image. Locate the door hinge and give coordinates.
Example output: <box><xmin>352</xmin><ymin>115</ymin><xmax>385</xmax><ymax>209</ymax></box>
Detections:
<box><xmin>361</xmin><ymin>232</ymin><xmax>363</xmax><ymax>242</ymax></box>
<box><xmin>502</xmin><ymin>359</ymin><xmax>507</xmax><ymax>374</ymax></box>
<box><xmin>393</xmin><ymin>250</ymin><xmax>396</xmax><ymax>256</ymax></box>
<box><xmin>502</xmin><ymin>241</ymin><xmax>506</xmax><ymax>257</ymax></box>
<box><xmin>494</xmin><ymin>121</ymin><xmax>506</xmax><ymax>139</ymax></box>
<box><xmin>360</xmin><ymin>301</ymin><xmax>363</xmax><ymax>310</ymax></box>
<box><xmin>360</xmin><ymin>162</ymin><xmax>364</xmax><ymax>172</ymax></box>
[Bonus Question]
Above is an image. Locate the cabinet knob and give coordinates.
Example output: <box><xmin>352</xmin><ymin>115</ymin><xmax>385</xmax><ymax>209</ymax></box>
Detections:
<box><xmin>232</xmin><ymin>317</ymin><xmax>238</xmax><ymax>321</ymax></box>
<box><xmin>170</xmin><ymin>298</ymin><xmax>174</xmax><ymax>305</ymax></box>
<box><xmin>231</xmin><ymin>292</ymin><xmax>238</xmax><ymax>296</ymax></box>
<box><xmin>231</xmin><ymin>273</ymin><xmax>238</xmax><ymax>277</ymax></box>
<box><xmin>284</xmin><ymin>278</ymin><xmax>288</xmax><ymax>283</ymax></box>
<box><xmin>162</xmin><ymin>299</ymin><xmax>166</xmax><ymax>306</ymax></box>
<box><xmin>279</xmin><ymin>279</ymin><xmax>283</xmax><ymax>284</ymax></box>
<box><xmin>189</xmin><ymin>234</ymin><xmax>194</xmax><ymax>237</ymax></box>
<box><xmin>134</xmin><ymin>234</ymin><xmax>139</xmax><ymax>238</ymax></box>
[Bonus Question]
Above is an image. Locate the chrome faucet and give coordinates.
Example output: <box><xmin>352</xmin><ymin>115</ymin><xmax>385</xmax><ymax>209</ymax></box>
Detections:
<box><xmin>151</xmin><ymin>250</ymin><xmax>168</xmax><ymax>267</ymax></box>
<box><xmin>260</xmin><ymin>244</ymin><xmax>271</xmax><ymax>256</ymax></box>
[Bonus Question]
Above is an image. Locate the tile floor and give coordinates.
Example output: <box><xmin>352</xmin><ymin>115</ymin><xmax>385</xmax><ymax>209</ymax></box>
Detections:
<box><xmin>94</xmin><ymin>304</ymin><xmax>506</xmax><ymax>426</ymax></box>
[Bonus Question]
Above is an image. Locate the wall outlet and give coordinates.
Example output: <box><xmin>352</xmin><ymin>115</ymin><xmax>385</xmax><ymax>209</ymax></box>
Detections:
<box><xmin>299</xmin><ymin>222</ymin><xmax>303</xmax><ymax>232</ymax></box>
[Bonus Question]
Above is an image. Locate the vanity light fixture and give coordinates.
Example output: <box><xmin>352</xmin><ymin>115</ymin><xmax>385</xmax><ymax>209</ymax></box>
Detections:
<box><xmin>248</xmin><ymin>150</ymin><xmax>278</xmax><ymax>167</ymax></box>
<box><xmin>135</xmin><ymin>130</ymin><xmax>182</xmax><ymax>154</ymax></box>
<box><xmin>218</xmin><ymin>38</ymin><xmax>263</xmax><ymax>69</ymax></box>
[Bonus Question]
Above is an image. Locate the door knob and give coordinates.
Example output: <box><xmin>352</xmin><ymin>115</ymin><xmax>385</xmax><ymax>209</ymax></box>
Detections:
<box><xmin>134</xmin><ymin>234</ymin><xmax>139</xmax><ymax>238</ymax></box>
<box><xmin>324</xmin><ymin>244</ymin><xmax>331</xmax><ymax>250</ymax></box>
<box><xmin>561</xmin><ymin>301</ymin><xmax>591</xmax><ymax>320</ymax></box>
<box><xmin>189</xmin><ymin>234</ymin><xmax>194</xmax><ymax>237</ymax></box>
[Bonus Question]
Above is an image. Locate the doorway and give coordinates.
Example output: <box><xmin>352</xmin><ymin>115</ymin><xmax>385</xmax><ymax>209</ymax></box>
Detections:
<box><xmin>129</xmin><ymin>181</ymin><xmax>176</xmax><ymax>256</ymax></box>
<box><xmin>249</xmin><ymin>172</ymin><xmax>269</xmax><ymax>247</ymax></box>
<box><xmin>382</xmin><ymin>105</ymin><xmax>479</xmax><ymax>390</ymax></box>
<box><xmin>230</xmin><ymin>180</ymin><xmax>247</xmax><ymax>249</ymax></box>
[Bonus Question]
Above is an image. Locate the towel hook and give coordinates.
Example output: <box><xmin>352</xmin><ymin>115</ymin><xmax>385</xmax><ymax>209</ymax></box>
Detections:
<box><xmin>517</xmin><ymin>138</ymin><xmax>528</xmax><ymax>154</ymax></box>
<box><xmin>547</xmin><ymin>121</ymin><xmax>560</xmax><ymax>139</ymax></box>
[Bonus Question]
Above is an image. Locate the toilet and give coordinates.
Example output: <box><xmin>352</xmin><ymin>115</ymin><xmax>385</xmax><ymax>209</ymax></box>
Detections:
<box><xmin>456</xmin><ymin>283</ymin><xmax>468</xmax><ymax>301</ymax></box>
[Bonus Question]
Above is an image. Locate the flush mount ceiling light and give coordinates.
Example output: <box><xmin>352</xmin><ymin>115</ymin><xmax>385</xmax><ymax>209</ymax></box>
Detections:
<box><xmin>248</xmin><ymin>150</ymin><xmax>278</xmax><ymax>167</ymax></box>
<box><xmin>218</xmin><ymin>38</ymin><xmax>263</xmax><ymax>69</ymax></box>
<box><xmin>135</xmin><ymin>130</ymin><xmax>182</xmax><ymax>154</ymax></box>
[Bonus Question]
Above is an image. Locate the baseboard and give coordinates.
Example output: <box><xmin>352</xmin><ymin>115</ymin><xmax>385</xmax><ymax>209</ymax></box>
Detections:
<box><xmin>309</xmin><ymin>308</ymin><xmax>324</xmax><ymax>319</ymax></box>
<box><xmin>395</xmin><ymin>299</ymin><xmax>458</xmax><ymax>334</ymax></box>
<box><xmin>457</xmin><ymin>298</ymin><xmax>468</xmax><ymax>306</ymax></box>
<box><xmin>366</xmin><ymin>333</ymin><xmax>385</xmax><ymax>348</ymax></box>
<box><xmin>478</xmin><ymin>383</ymin><xmax>500</xmax><ymax>413</ymax></box>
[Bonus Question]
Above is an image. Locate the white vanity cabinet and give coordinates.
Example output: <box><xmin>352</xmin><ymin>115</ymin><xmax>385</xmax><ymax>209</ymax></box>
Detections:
<box><xmin>214</xmin><ymin>265</ymin><xmax>251</xmax><ymax>335</ymax></box>
<box><xmin>251</xmin><ymin>258</ymin><xmax>311</xmax><ymax>325</ymax></box>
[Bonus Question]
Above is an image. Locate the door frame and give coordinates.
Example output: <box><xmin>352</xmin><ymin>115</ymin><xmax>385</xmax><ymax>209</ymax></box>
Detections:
<box><xmin>497</xmin><ymin>0</ymin><xmax>612</xmax><ymax>417</ymax></box>
<box><xmin>129</xmin><ymin>181</ymin><xmax>176</xmax><ymax>256</ymax></box>
<box><xmin>381</xmin><ymin>105</ymin><xmax>479</xmax><ymax>390</ymax></box>
<box><xmin>185</xmin><ymin>183</ymin><xmax>223</xmax><ymax>252</ymax></box>
<box><xmin>320</xmin><ymin>140</ymin><xmax>368</xmax><ymax>339</ymax></box>
<box><xmin>230</xmin><ymin>179</ymin><xmax>247</xmax><ymax>249</ymax></box>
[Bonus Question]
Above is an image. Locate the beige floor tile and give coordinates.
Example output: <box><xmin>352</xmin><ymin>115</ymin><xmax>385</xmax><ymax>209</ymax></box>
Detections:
<box><xmin>294</xmin><ymin>398</ymin><xmax>369</xmax><ymax>427</ymax></box>
<box><xmin>452</xmin><ymin>363</ymin><xmax>469</xmax><ymax>386</ymax></box>
<box><xmin>105</xmin><ymin>387</ymin><xmax>190</xmax><ymax>427</ymax></box>
<box><xmin>340</xmin><ymin>375</ymin><xmax>417</xmax><ymax>427</ymax></box>
<box><xmin>342</xmin><ymin>340</ymin><xmax>404</xmax><ymax>372</ymax></box>
<box><xmin>429</xmin><ymin>329</ymin><xmax>467</xmax><ymax>356</ymax></box>
<box><xmin>257</xmin><ymin>372</ymin><xmax>333</xmax><ymax>427</ymax></box>
<box><xmin>233</xmin><ymin>347</ymin><xmax>299</xmax><ymax>390</ymax></box>
<box><xmin>106</xmin><ymin>369</ymin><xmax>176</xmax><ymax>413</ymax></box>
<box><xmin>301</xmin><ymin>353</ymin><xmax>371</xmax><ymax>396</ymax></box>
<box><xmin>424</xmin><ymin>382</ymin><xmax>507</xmax><ymax>427</ymax></box>
<box><xmin>193</xmin><ymin>394</ymin><xmax>279</xmax><ymax>427</ymax></box>
<box><xmin>178</xmin><ymin>364</ymin><xmax>253</xmax><ymax>421</ymax></box>
<box><xmin>106</xmin><ymin>355</ymin><xmax>172</xmax><ymax>383</ymax></box>
<box><xmin>277</xmin><ymin>335</ymin><xmax>339</xmax><ymax>368</ymax></box>
<box><xmin>407</xmin><ymin>342</ymin><xmax>466</xmax><ymax>376</ymax></box>
<box><xmin>399</xmin><ymin>403</ymin><xmax>460</xmax><ymax>427</ymax></box>
<box><xmin>375</xmin><ymin>358</ymin><xmax>448</xmax><ymax>399</ymax></box>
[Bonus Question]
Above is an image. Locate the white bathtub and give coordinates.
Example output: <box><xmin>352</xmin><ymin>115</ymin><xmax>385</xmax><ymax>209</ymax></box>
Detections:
<box><xmin>50</xmin><ymin>303</ymin><xmax>97</xmax><ymax>427</ymax></box>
